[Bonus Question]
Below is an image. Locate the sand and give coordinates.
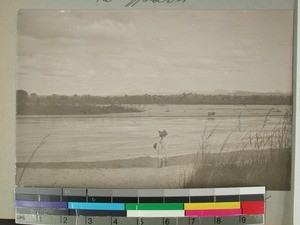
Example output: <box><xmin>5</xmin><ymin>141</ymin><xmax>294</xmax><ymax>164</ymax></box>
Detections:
<box><xmin>16</xmin><ymin>150</ymin><xmax>278</xmax><ymax>188</ymax></box>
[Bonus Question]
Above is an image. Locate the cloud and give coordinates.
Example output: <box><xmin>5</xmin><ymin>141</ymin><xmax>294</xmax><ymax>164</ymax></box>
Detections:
<box><xmin>18</xmin><ymin>10</ymin><xmax>136</xmax><ymax>42</ymax></box>
<box><xmin>17</xmin><ymin>10</ymin><xmax>293</xmax><ymax>95</ymax></box>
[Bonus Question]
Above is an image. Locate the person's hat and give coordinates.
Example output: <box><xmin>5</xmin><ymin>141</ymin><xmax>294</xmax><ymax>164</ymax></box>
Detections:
<box><xmin>158</xmin><ymin>130</ymin><xmax>168</xmax><ymax>137</ymax></box>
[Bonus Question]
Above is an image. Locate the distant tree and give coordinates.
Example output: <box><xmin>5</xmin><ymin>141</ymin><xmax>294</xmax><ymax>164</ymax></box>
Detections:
<box><xmin>29</xmin><ymin>93</ymin><xmax>39</xmax><ymax>105</ymax></box>
<box><xmin>16</xmin><ymin>90</ymin><xmax>29</xmax><ymax>115</ymax></box>
<box><xmin>30</xmin><ymin>93</ymin><xmax>38</xmax><ymax>98</ymax></box>
<box><xmin>16</xmin><ymin>90</ymin><xmax>29</xmax><ymax>105</ymax></box>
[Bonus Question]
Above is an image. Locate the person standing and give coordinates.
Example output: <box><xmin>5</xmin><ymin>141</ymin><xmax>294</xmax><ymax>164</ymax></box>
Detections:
<box><xmin>153</xmin><ymin>130</ymin><xmax>168</xmax><ymax>167</ymax></box>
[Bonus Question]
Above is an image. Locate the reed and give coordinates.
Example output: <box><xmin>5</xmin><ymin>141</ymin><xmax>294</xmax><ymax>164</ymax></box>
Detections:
<box><xmin>182</xmin><ymin>109</ymin><xmax>292</xmax><ymax>190</ymax></box>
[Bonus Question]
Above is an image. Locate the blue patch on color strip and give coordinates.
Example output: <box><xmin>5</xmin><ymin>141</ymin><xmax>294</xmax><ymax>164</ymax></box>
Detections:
<box><xmin>68</xmin><ymin>202</ymin><xmax>125</xmax><ymax>211</ymax></box>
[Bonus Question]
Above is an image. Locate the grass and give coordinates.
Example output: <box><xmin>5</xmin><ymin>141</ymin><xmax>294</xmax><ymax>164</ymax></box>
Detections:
<box><xmin>181</xmin><ymin>109</ymin><xmax>292</xmax><ymax>190</ymax></box>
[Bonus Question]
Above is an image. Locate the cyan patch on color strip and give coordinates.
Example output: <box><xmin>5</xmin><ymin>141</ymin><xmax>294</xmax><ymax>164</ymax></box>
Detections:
<box><xmin>68</xmin><ymin>202</ymin><xmax>125</xmax><ymax>210</ymax></box>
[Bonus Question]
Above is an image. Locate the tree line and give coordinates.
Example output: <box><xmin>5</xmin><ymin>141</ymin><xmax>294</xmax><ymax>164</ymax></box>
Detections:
<box><xmin>16</xmin><ymin>90</ymin><xmax>292</xmax><ymax>115</ymax></box>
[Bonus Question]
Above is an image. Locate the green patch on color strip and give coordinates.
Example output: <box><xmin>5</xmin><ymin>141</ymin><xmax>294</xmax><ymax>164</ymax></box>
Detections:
<box><xmin>126</xmin><ymin>203</ymin><xmax>184</xmax><ymax>210</ymax></box>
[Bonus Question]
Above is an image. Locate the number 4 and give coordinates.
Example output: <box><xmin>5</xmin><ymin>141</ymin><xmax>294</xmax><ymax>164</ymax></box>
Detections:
<box><xmin>113</xmin><ymin>218</ymin><xmax>118</xmax><ymax>225</ymax></box>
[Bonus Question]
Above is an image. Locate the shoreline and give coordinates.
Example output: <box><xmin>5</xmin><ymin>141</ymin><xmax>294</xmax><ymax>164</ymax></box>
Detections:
<box><xmin>16</xmin><ymin>149</ymin><xmax>289</xmax><ymax>169</ymax></box>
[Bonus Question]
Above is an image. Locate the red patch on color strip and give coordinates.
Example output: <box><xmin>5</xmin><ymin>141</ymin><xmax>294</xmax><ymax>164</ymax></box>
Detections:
<box><xmin>241</xmin><ymin>201</ymin><xmax>265</xmax><ymax>215</ymax></box>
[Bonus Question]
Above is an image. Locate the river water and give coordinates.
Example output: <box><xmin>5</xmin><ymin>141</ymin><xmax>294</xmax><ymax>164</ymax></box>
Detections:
<box><xmin>16</xmin><ymin>104</ymin><xmax>291</xmax><ymax>163</ymax></box>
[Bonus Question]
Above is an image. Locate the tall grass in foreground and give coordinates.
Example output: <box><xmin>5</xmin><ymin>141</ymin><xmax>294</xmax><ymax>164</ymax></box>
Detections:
<box><xmin>182</xmin><ymin>109</ymin><xmax>292</xmax><ymax>190</ymax></box>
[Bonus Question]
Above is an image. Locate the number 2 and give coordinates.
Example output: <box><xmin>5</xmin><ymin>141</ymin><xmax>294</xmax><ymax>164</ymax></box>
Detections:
<box><xmin>60</xmin><ymin>216</ymin><xmax>67</xmax><ymax>224</ymax></box>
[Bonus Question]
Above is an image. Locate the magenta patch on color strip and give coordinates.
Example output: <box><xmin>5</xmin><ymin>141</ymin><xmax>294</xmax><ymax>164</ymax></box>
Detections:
<box><xmin>185</xmin><ymin>209</ymin><xmax>242</xmax><ymax>217</ymax></box>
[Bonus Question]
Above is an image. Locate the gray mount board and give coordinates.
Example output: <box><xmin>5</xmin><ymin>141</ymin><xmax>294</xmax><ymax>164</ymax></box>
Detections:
<box><xmin>16</xmin><ymin>0</ymin><xmax>295</xmax><ymax>10</ymax></box>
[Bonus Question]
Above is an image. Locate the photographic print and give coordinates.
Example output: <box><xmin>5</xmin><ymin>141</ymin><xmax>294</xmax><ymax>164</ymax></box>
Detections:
<box><xmin>16</xmin><ymin>10</ymin><xmax>293</xmax><ymax>190</ymax></box>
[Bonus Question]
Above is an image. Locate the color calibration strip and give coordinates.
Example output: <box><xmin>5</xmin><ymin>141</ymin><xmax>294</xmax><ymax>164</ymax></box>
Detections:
<box><xmin>15</xmin><ymin>187</ymin><xmax>265</xmax><ymax>225</ymax></box>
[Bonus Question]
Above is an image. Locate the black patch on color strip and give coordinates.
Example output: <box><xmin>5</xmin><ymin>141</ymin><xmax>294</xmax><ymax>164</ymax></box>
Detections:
<box><xmin>69</xmin><ymin>210</ymin><xmax>127</xmax><ymax>217</ymax></box>
<box><xmin>62</xmin><ymin>196</ymin><xmax>86</xmax><ymax>202</ymax></box>
<box><xmin>139</xmin><ymin>197</ymin><xmax>164</xmax><ymax>203</ymax></box>
<box><xmin>88</xmin><ymin>196</ymin><xmax>112</xmax><ymax>203</ymax></box>
<box><xmin>190</xmin><ymin>196</ymin><xmax>215</xmax><ymax>203</ymax></box>
<box><xmin>240</xmin><ymin>194</ymin><xmax>265</xmax><ymax>201</ymax></box>
<box><xmin>113</xmin><ymin>197</ymin><xmax>138</xmax><ymax>203</ymax></box>
<box><xmin>215</xmin><ymin>195</ymin><xmax>239</xmax><ymax>202</ymax></box>
<box><xmin>164</xmin><ymin>197</ymin><xmax>189</xmax><ymax>203</ymax></box>
<box><xmin>15</xmin><ymin>194</ymin><xmax>38</xmax><ymax>201</ymax></box>
<box><xmin>39</xmin><ymin>195</ymin><xmax>61</xmax><ymax>202</ymax></box>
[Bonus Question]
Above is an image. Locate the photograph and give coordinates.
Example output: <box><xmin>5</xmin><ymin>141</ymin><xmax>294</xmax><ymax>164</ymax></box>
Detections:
<box><xmin>16</xmin><ymin>9</ymin><xmax>293</xmax><ymax>190</ymax></box>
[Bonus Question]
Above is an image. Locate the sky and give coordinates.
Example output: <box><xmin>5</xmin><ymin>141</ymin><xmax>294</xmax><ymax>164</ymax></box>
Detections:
<box><xmin>17</xmin><ymin>10</ymin><xmax>294</xmax><ymax>96</ymax></box>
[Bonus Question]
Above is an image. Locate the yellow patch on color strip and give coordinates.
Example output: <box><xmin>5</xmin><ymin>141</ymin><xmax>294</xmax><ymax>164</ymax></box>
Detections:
<box><xmin>184</xmin><ymin>202</ymin><xmax>241</xmax><ymax>210</ymax></box>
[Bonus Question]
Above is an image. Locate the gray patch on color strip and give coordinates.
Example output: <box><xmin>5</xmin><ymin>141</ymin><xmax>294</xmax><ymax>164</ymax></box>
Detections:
<box><xmin>88</xmin><ymin>189</ymin><xmax>112</xmax><ymax>196</ymax></box>
<box><xmin>113</xmin><ymin>189</ymin><xmax>138</xmax><ymax>197</ymax></box>
<box><xmin>214</xmin><ymin>187</ymin><xmax>241</xmax><ymax>196</ymax></box>
<box><xmin>15</xmin><ymin>187</ymin><xmax>38</xmax><ymax>195</ymax></box>
<box><xmin>63</xmin><ymin>188</ymin><xmax>86</xmax><ymax>196</ymax></box>
<box><xmin>164</xmin><ymin>189</ymin><xmax>189</xmax><ymax>196</ymax></box>
<box><xmin>36</xmin><ymin>188</ymin><xmax>62</xmax><ymax>196</ymax></box>
<box><xmin>189</xmin><ymin>188</ymin><xmax>215</xmax><ymax>196</ymax></box>
<box><xmin>239</xmin><ymin>187</ymin><xmax>265</xmax><ymax>195</ymax></box>
<box><xmin>138</xmin><ymin>189</ymin><xmax>164</xmax><ymax>197</ymax></box>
